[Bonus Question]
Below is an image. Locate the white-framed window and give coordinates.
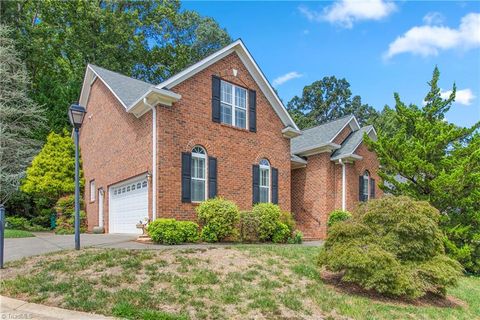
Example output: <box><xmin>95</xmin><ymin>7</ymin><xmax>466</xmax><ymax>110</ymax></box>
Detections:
<box><xmin>90</xmin><ymin>180</ymin><xmax>96</xmax><ymax>202</ymax></box>
<box><xmin>191</xmin><ymin>146</ymin><xmax>207</xmax><ymax>202</ymax></box>
<box><xmin>220</xmin><ymin>80</ymin><xmax>247</xmax><ymax>129</ymax></box>
<box><xmin>361</xmin><ymin>171</ymin><xmax>370</xmax><ymax>202</ymax></box>
<box><xmin>259</xmin><ymin>159</ymin><xmax>270</xmax><ymax>203</ymax></box>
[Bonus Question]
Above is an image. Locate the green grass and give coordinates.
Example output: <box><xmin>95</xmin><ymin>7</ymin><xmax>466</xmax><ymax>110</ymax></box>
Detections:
<box><xmin>1</xmin><ymin>245</ymin><xmax>479</xmax><ymax>320</ymax></box>
<box><xmin>4</xmin><ymin>229</ymin><xmax>35</xmax><ymax>238</ymax></box>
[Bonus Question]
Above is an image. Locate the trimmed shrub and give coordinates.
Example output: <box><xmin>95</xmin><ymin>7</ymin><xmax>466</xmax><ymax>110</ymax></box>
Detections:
<box><xmin>252</xmin><ymin>203</ymin><xmax>281</xmax><ymax>241</ymax></box>
<box><xmin>327</xmin><ymin>210</ymin><xmax>352</xmax><ymax>228</ymax></box>
<box><xmin>240</xmin><ymin>211</ymin><xmax>260</xmax><ymax>242</ymax></box>
<box><xmin>279</xmin><ymin>211</ymin><xmax>296</xmax><ymax>233</ymax></box>
<box><xmin>318</xmin><ymin>196</ymin><xmax>463</xmax><ymax>299</ymax></box>
<box><xmin>288</xmin><ymin>230</ymin><xmax>304</xmax><ymax>244</ymax></box>
<box><xmin>196</xmin><ymin>197</ymin><xmax>239</xmax><ymax>242</ymax></box>
<box><xmin>5</xmin><ymin>216</ymin><xmax>30</xmax><ymax>230</ymax></box>
<box><xmin>54</xmin><ymin>195</ymin><xmax>87</xmax><ymax>234</ymax></box>
<box><xmin>147</xmin><ymin>219</ymin><xmax>199</xmax><ymax>244</ymax></box>
<box><xmin>272</xmin><ymin>222</ymin><xmax>290</xmax><ymax>243</ymax></box>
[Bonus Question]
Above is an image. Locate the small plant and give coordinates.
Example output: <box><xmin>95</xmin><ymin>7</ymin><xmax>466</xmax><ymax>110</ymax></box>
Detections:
<box><xmin>327</xmin><ymin>210</ymin><xmax>352</xmax><ymax>228</ymax></box>
<box><xmin>272</xmin><ymin>222</ymin><xmax>290</xmax><ymax>243</ymax></box>
<box><xmin>279</xmin><ymin>211</ymin><xmax>296</xmax><ymax>233</ymax></box>
<box><xmin>240</xmin><ymin>211</ymin><xmax>260</xmax><ymax>242</ymax></box>
<box><xmin>54</xmin><ymin>194</ymin><xmax>87</xmax><ymax>234</ymax></box>
<box><xmin>319</xmin><ymin>196</ymin><xmax>463</xmax><ymax>299</ymax></box>
<box><xmin>196</xmin><ymin>197</ymin><xmax>239</xmax><ymax>242</ymax></box>
<box><xmin>147</xmin><ymin>219</ymin><xmax>199</xmax><ymax>244</ymax></box>
<box><xmin>287</xmin><ymin>230</ymin><xmax>303</xmax><ymax>244</ymax></box>
<box><xmin>252</xmin><ymin>203</ymin><xmax>281</xmax><ymax>241</ymax></box>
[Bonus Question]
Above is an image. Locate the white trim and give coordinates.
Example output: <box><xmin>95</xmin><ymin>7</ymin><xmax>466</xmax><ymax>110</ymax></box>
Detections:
<box><xmin>89</xmin><ymin>180</ymin><xmax>96</xmax><ymax>202</ymax></box>
<box><xmin>294</xmin><ymin>142</ymin><xmax>341</xmax><ymax>156</ymax></box>
<box><xmin>191</xmin><ymin>146</ymin><xmax>208</xmax><ymax>203</ymax></box>
<box><xmin>84</xmin><ymin>65</ymin><xmax>128</xmax><ymax>109</ymax></box>
<box><xmin>328</xmin><ymin>115</ymin><xmax>360</xmax><ymax>143</ymax></box>
<box><xmin>98</xmin><ymin>188</ymin><xmax>104</xmax><ymax>228</ymax></box>
<box><xmin>331</xmin><ymin>153</ymin><xmax>363</xmax><ymax>161</ymax></box>
<box><xmin>259</xmin><ymin>159</ymin><xmax>271</xmax><ymax>203</ymax></box>
<box><xmin>156</xmin><ymin>39</ymin><xmax>299</xmax><ymax>130</ymax></box>
<box><xmin>143</xmin><ymin>98</ymin><xmax>157</xmax><ymax>221</ymax></box>
<box><xmin>220</xmin><ymin>80</ymin><xmax>248</xmax><ymax>129</ymax></box>
<box><xmin>282</xmin><ymin>126</ymin><xmax>302</xmax><ymax>139</ymax></box>
<box><xmin>339</xmin><ymin>159</ymin><xmax>346</xmax><ymax>211</ymax></box>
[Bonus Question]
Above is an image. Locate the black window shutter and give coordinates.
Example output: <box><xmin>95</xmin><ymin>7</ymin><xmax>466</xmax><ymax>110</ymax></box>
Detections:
<box><xmin>212</xmin><ymin>76</ymin><xmax>221</xmax><ymax>123</ymax></box>
<box><xmin>208</xmin><ymin>156</ymin><xmax>217</xmax><ymax>199</ymax></box>
<box><xmin>370</xmin><ymin>178</ymin><xmax>375</xmax><ymax>199</ymax></box>
<box><xmin>181</xmin><ymin>152</ymin><xmax>192</xmax><ymax>203</ymax></box>
<box><xmin>249</xmin><ymin>89</ymin><xmax>257</xmax><ymax>132</ymax></box>
<box><xmin>359</xmin><ymin>176</ymin><xmax>364</xmax><ymax>202</ymax></box>
<box><xmin>252</xmin><ymin>165</ymin><xmax>260</xmax><ymax>205</ymax></box>
<box><xmin>271</xmin><ymin>167</ymin><xmax>278</xmax><ymax>204</ymax></box>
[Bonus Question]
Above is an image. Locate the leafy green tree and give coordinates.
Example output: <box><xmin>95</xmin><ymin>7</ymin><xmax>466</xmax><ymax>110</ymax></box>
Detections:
<box><xmin>21</xmin><ymin>130</ymin><xmax>83</xmax><ymax>203</ymax></box>
<box><xmin>366</xmin><ymin>67</ymin><xmax>480</xmax><ymax>274</ymax></box>
<box><xmin>287</xmin><ymin>76</ymin><xmax>378</xmax><ymax>128</ymax></box>
<box><xmin>0</xmin><ymin>24</ymin><xmax>45</xmax><ymax>206</ymax></box>
<box><xmin>1</xmin><ymin>0</ymin><xmax>231</xmax><ymax>135</ymax></box>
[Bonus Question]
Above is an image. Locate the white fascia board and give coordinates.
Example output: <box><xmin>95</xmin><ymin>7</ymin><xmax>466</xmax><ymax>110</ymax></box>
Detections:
<box><xmin>328</xmin><ymin>115</ymin><xmax>360</xmax><ymax>143</ymax></box>
<box><xmin>295</xmin><ymin>142</ymin><xmax>341</xmax><ymax>156</ymax></box>
<box><xmin>331</xmin><ymin>154</ymin><xmax>363</xmax><ymax>162</ymax></box>
<box><xmin>156</xmin><ymin>39</ymin><xmax>299</xmax><ymax>130</ymax></box>
<box><xmin>282</xmin><ymin>126</ymin><xmax>302</xmax><ymax>138</ymax></box>
<box><xmin>291</xmin><ymin>155</ymin><xmax>307</xmax><ymax>165</ymax></box>
<box><xmin>127</xmin><ymin>87</ymin><xmax>182</xmax><ymax>118</ymax></box>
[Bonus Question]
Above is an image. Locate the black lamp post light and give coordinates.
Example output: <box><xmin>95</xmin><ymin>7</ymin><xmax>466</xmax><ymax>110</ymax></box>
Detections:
<box><xmin>69</xmin><ymin>103</ymin><xmax>86</xmax><ymax>250</ymax></box>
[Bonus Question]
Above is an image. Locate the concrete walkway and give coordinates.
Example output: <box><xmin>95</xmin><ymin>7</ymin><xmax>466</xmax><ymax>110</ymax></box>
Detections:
<box><xmin>0</xmin><ymin>296</ymin><xmax>115</xmax><ymax>319</ymax></box>
<box><xmin>3</xmin><ymin>232</ymin><xmax>323</xmax><ymax>263</ymax></box>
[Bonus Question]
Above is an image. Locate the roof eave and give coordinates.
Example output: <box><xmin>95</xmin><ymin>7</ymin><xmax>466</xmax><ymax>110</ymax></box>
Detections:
<box><xmin>331</xmin><ymin>154</ymin><xmax>363</xmax><ymax>162</ymax></box>
<box><xmin>294</xmin><ymin>142</ymin><xmax>341</xmax><ymax>157</ymax></box>
<box><xmin>127</xmin><ymin>88</ymin><xmax>182</xmax><ymax>118</ymax></box>
<box><xmin>282</xmin><ymin>126</ymin><xmax>302</xmax><ymax>139</ymax></box>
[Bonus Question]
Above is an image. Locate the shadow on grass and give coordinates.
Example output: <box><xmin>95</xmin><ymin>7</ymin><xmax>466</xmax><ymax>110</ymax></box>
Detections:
<box><xmin>320</xmin><ymin>270</ymin><xmax>467</xmax><ymax>309</ymax></box>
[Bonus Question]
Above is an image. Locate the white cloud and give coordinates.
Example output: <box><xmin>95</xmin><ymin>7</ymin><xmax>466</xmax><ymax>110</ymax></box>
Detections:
<box><xmin>423</xmin><ymin>12</ymin><xmax>445</xmax><ymax>25</ymax></box>
<box><xmin>440</xmin><ymin>88</ymin><xmax>476</xmax><ymax>106</ymax></box>
<box><xmin>384</xmin><ymin>13</ymin><xmax>480</xmax><ymax>59</ymax></box>
<box><xmin>272</xmin><ymin>72</ymin><xmax>303</xmax><ymax>86</ymax></box>
<box><xmin>299</xmin><ymin>0</ymin><xmax>396</xmax><ymax>28</ymax></box>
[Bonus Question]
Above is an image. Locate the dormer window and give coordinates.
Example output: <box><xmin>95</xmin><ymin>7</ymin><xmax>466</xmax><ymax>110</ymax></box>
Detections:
<box><xmin>220</xmin><ymin>80</ymin><xmax>247</xmax><ymax>129</ymax></box>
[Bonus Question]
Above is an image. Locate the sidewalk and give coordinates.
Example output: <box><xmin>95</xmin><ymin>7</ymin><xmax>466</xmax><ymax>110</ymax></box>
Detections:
<box><xmin>0</xmin><ymin>296</ymin><xmax>115</xmax><ymax>320</ymax></box>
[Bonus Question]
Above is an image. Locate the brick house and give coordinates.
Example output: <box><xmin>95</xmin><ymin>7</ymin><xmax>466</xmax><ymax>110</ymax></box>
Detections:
<box><xmin>290</xmin><ymin>115</ymin><xmax>383</xmax><ymax>239</ymax></box>
<box><xmin>78</xmin><ymin>39</ymin><xmax>381</xmax><ymax>239</ymax></box>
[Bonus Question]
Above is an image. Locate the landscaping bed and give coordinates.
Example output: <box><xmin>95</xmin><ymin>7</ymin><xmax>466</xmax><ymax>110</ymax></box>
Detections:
<box><xmin>1</xmin><ymin>246</ymin><xmax>478</xmax><ymax>320</ymax></box>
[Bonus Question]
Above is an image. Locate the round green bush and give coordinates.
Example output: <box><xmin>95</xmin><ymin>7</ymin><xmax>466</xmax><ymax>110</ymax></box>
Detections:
<box><xmin>279</xmin><ymin>211</ymin><xmax>296</xmax><ymax>233</ymax></box>
<box><xmin>327</xmin><ymin>210</ymin><xmax>352</xmax><ymax>228</ymax></box>
<box><xmin>272</xmin><ymin>222</ymin><xmax>290</xmax><ymax>243</ymax></box>
<box><xmin>147</xmin><ymin>218</ymin><xmax>199</xmax><ymax>244</ymax></box>
<box><xmin>252</xmin><ymin>203</ymin><xmax>281</xmax><ymax>241</ymax></box>
<box><xmin>318</xmin><ymin>196</ymin><xmax>463</xmax><ymax>299</ymax></box>
<box><xmin>196</xmin><ymin>197</ymin><xmax>239</xmax><ymax>242</ymax></box>
<box><xmin>287</xmin><ymin>230</ymin><xmax>304</xmax><ymax>244</ymax></box>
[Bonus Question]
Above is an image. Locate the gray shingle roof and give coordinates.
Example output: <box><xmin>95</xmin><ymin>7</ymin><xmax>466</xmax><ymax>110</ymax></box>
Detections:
<box><xmin>291</xmin><ymin>154</ymin><xmax>307</xmax><ymax>164</ymax></box>
<box><xmin>291</xmin><ymin>115</ymin><xmax>354</xmax><ymax>154</ymax></box>
<box><xmin>89</xmin><ymin>64</ymin><xmax>153</xmax><ymax>108</ymax></box>
<box><xmin>331</xmin><ymin>125</ymin><xmax>374</xmax><ymax>159</ymax></box>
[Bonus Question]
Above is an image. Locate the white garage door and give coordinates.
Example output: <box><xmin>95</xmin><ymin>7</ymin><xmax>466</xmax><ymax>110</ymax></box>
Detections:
<box><xmin>109</xmin><ymin>177</ymin><xmax>148</xmax><ymax>234</ymax></box>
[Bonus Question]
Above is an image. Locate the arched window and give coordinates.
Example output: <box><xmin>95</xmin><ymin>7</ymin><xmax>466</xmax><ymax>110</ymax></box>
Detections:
<box><xmin>191</xmin><ymin>146</ymin><xmax>207</xmax><ymax>202</ymax></box>
<box><xmin>259</xmin><ymin>159</ymin><xmax>270</xmax><ymax>203</ymax></box>
<box><xmin>360</xmin><ymin>170</ymin><xmax>370</xmax><ymax>202</ymax></box>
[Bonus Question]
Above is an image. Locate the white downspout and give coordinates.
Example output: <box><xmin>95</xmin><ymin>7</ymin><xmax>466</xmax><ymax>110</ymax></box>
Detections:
<box><xmin>144</xmin><ymin>98</ymin><xmax>157</xmax><ymax>221</ymax></box>
<box><xmin>339</xmin><ymin>159</ymin><xmax>346</xmax><ymax>211</ymax></box>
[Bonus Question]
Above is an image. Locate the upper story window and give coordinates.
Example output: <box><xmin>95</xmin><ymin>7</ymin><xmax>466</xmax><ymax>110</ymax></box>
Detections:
<box><xmin>259</xmin><ymin>159</ymin><xmax>270</xmax><ymax>203</ymax></box>
<box><xmin>360</xmin><ymin>170</ymin><xmax>374</xmax><ymax>202</ymax></box>
<box><xmin>90</xmin><ymin>180</ymin><xmax>96</xmax><ymax>202</ymax></box>
<box><xmin>220</xmin><ymin>80</ymin><xmax>247</xmax><ymax>129</ymax></box>
<box><xmin>191</xmin><ymin>146</ymin><xmax>207</xmax><ymax>202</ymax></box>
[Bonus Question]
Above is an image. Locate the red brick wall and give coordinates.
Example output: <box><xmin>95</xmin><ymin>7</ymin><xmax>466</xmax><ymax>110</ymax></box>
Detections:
<box><xmin>157</xmin><ymin>52</ymin><xmax>291</xmax><ymax>220</ymax></box>
<box><xmin>79</xmin><ymin>79</ymin><xmax>152</xmax><ymax>232</ymax></box>
<box><xmin>291</xmin><ymin>141</ymin><xmax>382</xmax><ymax>239</ymax></box>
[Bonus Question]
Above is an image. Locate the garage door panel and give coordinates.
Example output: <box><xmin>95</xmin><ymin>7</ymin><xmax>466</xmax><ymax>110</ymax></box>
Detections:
<box><xmin>109</xmin><ymin>177</ymin><xmax>148</xmax><ymax>234</ymax></box>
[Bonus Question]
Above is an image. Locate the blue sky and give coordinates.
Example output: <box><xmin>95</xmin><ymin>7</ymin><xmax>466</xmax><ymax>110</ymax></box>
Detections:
<box><xmin>183</xmin><ymin>1</ymin><xmax>480</xmax><ymax>128</ymax></box>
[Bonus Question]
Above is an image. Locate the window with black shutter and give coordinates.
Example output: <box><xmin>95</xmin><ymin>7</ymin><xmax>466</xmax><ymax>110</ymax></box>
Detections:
<box><xmin>249</xmin><ymin>89</ymin><xmax>256</xmax><ymax>132</ymax></box>
<box><xmin>271</xmin><ymin>167</ymin><xmax>278</xmax><ymax>204</ymax></box>
<box><xmin>252</xmin><ymin>164</ymin><xmax>260</xmax><ymax>205</ymax></box>
<box><xmin>370</xmin><ymin>178</ymin><xmax>375</xmax><ymax>199</ymax></box>
<box><xmin>181</xmin><ymin>152</ymin><xmax>192</xmax><ymax>203</ymax></box>
<box><xmin>208</xmin><ymin>157</ymin><xmax>217</xmax><ymax>199</ymax></box>
<box><xmin>212</xmin><ymin>76</ymin><xmax>221</xmax><ymax>123</ymax></box>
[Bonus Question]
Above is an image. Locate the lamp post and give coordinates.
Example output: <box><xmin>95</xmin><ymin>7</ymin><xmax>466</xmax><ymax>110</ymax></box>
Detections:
<box><xmin>69</xmin><ymin>104</ymin><xmax>86</xmax><ymax>250</ymax></box>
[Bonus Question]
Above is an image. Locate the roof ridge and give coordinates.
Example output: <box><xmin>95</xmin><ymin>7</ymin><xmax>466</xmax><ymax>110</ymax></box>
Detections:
<box><xmin>89</xmin><ymin>64</ymin><xmax>153</xmax><ymax>86</ymax></box>
<box><xmin>301</xmin><ymin>114</ymin><xmax>354</xmax><ymax>132</ymax></box>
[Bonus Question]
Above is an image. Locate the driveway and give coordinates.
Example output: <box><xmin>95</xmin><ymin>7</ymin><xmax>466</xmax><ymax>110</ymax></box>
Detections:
<box><xmin>3</xmin><ymin>232</ymin><xmax>323</xmax><ymax>263</ymax></box>
<box><xmin>3</xmin><ymin>232</ymin><xmax>137</xmax><ymax>262</ymax></box>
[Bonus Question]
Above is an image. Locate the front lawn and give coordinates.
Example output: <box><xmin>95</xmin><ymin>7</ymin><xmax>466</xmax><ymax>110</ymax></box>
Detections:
<box><xmin>4</xmin><ymin>229</ymin><xmax>35</xmax><ymax>238</ymax></box>
<box><xmin>0</xmin><ymin>246</ymin><xmax>478</xmax><ymax>320</ymax></box>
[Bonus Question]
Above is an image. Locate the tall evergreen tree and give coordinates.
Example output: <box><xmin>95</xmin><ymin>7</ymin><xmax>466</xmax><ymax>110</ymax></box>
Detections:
<box><xmin>1</xmin><ymin>0</ymin><xmax>231</xmax><ymax>135</ymax></box>
<box><xmin>0</xmin><ymin>24</ymin><xmax>45</xmax><ymax>206</ymax></box>
<box><xmin>366</xmin><ymin>67</ymin><xmax>480</xmax><ymax>274</ymax></box>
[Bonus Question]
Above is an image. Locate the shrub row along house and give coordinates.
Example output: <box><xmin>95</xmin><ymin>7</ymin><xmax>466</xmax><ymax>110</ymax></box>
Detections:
<box><xmin>78</xmin><ymin>39</ymin><xmax>382</xmax><ymax>239</ymax></box>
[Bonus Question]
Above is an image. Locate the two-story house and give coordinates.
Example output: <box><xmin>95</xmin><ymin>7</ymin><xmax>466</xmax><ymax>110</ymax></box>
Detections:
<box><xmin>78</xmin><ymin>39</ymin><xmax>381</xmax><ymax>239</ymax></box>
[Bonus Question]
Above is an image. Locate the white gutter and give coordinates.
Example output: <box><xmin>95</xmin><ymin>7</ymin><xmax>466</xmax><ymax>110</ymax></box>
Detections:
<box><xmin>144</xmin><ymin>98</ymin><xmax>157</xmax><ymax>221</ymax></box>
<box><xmin>339</xmin><ymin>159</ymin><xmax>346</xmax><ymax>211</ymax></box>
